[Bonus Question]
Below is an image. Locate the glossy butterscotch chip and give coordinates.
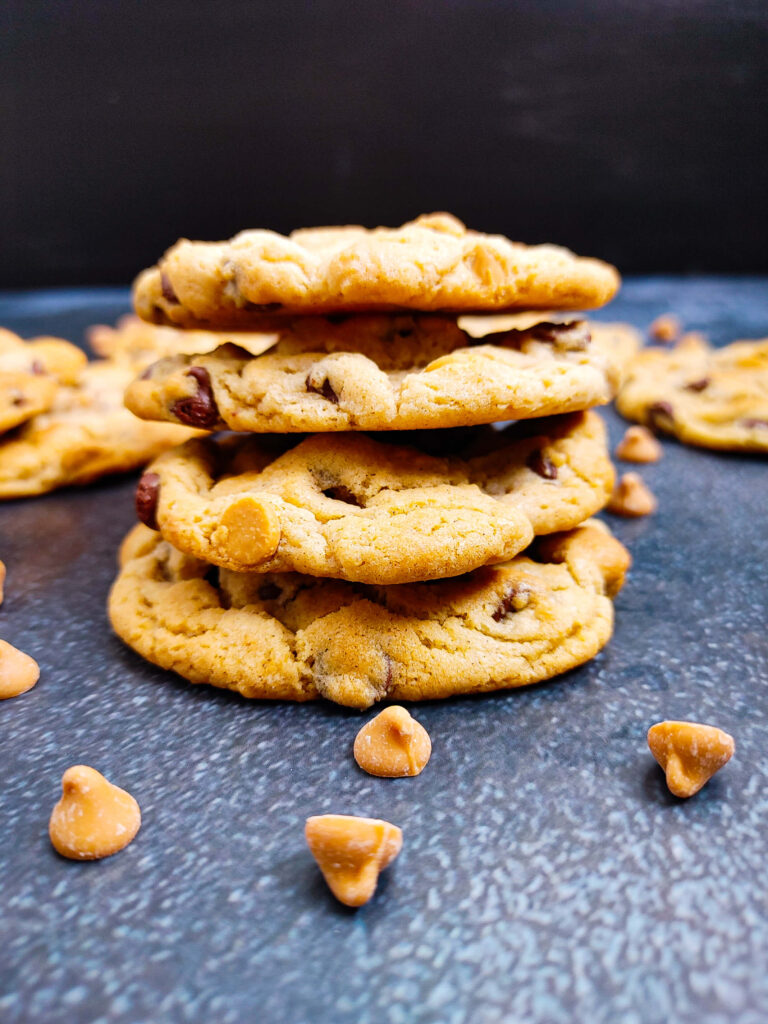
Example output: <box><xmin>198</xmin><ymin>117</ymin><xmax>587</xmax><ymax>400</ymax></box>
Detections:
<box><xmin>305</xmin><ymin>814</ymin><xmax>402</xmax><ymax>907</ymax></box>
<box><xmin>615</xmin><ymin>426</ymin><xmax>663</xmax><ymax>463</ymax></box>
<box><xmin>607</xmin><ymin>472</ymin><xmax>657</xmax><ymax>517</ymax></box>
<box><xmin>49</xmin><ymin>765</ymin><xmax>141</xmax><ymax>860</ymax></box>
<box><xmin>210</xmin><ymin>495</ymin><xmax>281</xmax><ymax>567</ymax></box>
<box><xmin>0</xmin><ymin>639</ymin><xmax>39</xmax><ymax>699</ymax></box>
<box><xmin>354</xmin><ymin>706</ymin><xmax>432</xmax><ymax>777</ymax></box>
<box><xmin>648</xmin><ymin>721</ymin><xmax>734</xmax><ymax>798</ymax></box>
<box><xmin>649</xmin><ymin>313</ymin><xmax>682</xmax><ymax>343</ymax></box>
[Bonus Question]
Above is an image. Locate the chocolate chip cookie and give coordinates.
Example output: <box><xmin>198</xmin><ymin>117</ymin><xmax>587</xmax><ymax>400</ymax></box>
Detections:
<box><xmin>109</xmin><ymin>520</ymin><xmax>630</xmax><ymax>709</ymax></box>
<box><xmin>0</xmin><ymin>328</ymin><xmax>87</xmax><ymax>434</ymax></box>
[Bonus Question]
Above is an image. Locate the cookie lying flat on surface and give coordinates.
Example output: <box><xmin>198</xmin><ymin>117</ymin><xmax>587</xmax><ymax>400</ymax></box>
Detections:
<box><xmin>616</xmin><ymin>334</ymin><xmax>768</xmax><ymax>451</ymax></box>
<box><xmin>135</xmin><ymin>411</ymin><xmax>614</xmax><ymax>583</ymax></box>
<box><xmin>125</xmin><ymin>316</ymin><xmax>623</xmax><ymax>432</ymax></box>
<box><xmin>88</xmin><ymin>314</ymin><xmax>278</xmax><ymax>365</ymax></box>
<box><xmin>0</xmin><ymin>328</ymin><xmax>87</xmax><ymax>434</ymax></box>
<box><xmin>108</xmin><ymin>520</ymin><xmax>630</xmax><ymax>709</ymax></box>
<box><xmin>133</xmin><ymin>212</ymin><xmax>620</xmax><ymax>328</ymax></box>
<box><xmin>0</xmin><ymin>362</ymin><xmax>199</xmax><ymax>498</ymax></box>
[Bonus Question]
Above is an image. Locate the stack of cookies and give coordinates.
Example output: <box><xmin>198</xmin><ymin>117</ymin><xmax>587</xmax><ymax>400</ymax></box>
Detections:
<box><xmin>109</xmin><ymin>213</ymin><xmax>632</xmax><ymax>709</ymax></box>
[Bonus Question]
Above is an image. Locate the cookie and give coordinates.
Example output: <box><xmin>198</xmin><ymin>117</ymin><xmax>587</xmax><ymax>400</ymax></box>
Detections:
<box><xmin>125</xmin><ymin>316</ymin><xmax>623</xmax><ymax>432</ymax></box>
<box><xmin>88</xmin><ymin>314</ymin><xmax>278</xmax><ymax>365</ymax></box>
<box><xmin>136</xmin><ymin>411</ymin><xmax>613</xmax><ymax>584</ymax></box>
<box><xmin>0</xmin><ymin>361</ymin><xmax>200</xmax><ymax>499</ymax></box>
<box><xmin>133</xmin><ymin>213</ymin><xmax>620</xmax><ymax>327</ymax></box>
<box><xmin>0</xmin><ymin>328</ymin><xmax>87</xmax><ymax>434</ymax></box>
<box><xmin>616</xmin><ymin>333</ymin><xmax>768</xmax><ymax>451</ymax></box>
<box><xmin>109</xmin><ymin>520</ymin><xmax>630</xmax><ymax>709</ymax></box>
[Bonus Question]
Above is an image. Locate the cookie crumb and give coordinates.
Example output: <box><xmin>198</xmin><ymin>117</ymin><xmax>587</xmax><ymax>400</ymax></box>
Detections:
<box><xmin>49</xmin><ymin>765</ymin><xmax>141</xmax><ymax>860</ymax></box>
<box><xmin>648</xmin><ymin>721</ymin><xmax>734</xmax><ymax>798</ymax></box>
<box><xmin>353</xmin><ymin>706</ymin><xmax>431</xmax><ymax>778</ymax></box>
<box><xmin>0</xmin><ymin>639</ymin><xmax>39</xmax><ymax>699</ymax></box>
<box><xmin>607</xmin><ymin>472</ymin><xmax>657</xmax><ymax>517</ymax></box>
<box><xmin>649</xmin><ymin>313</ymin><xmax>681</xmax><ymax>343</ymax></box>
<box><xmin>615</xmin><ymin>426</ymin><xmax>663</xmax><ymax>463</ymax></box>
<box><xmin>305</xmin><ymin>814</ymin><xmax>402</xmax><ymax>907</ymax></box>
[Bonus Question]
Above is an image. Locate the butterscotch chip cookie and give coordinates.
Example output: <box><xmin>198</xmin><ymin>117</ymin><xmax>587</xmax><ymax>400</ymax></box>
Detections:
<box><xmin>354</xmin><ymin>707</ymin><xmax>432</xmax><ymax>777</ymax></box>
<box><xmin>125</xmin><ymin>316</ymin><xmax>623</xmax><ymax>433</ymax></box>
<box><xmin>0</xmin><ymin>361</ymin><xmax>199</xmax><ymax>499</ymax></box>
<box><xmin>616</xmin><ymin>334</ymin><xmax>768</xmax><ymax>451</ymax></box>
<box><xmin>0</xmin><ymin>639</ymin><xmax>40</xmax><ymax>699</ymax></box>
<box><xmin>305</xmin><ymin>814</ymin><xmax>402</xmax><ymax>907</ymax></box>
<box><xmin>615</xmin><ymin>425</ymin><xmax>663</xmax><ymax>463</ymax></box>
<box><xmin>607</xmin><ymin>472</ymin><xmax>657</xmax><ymax>517</ymax></box>
<box><xmin>108</xmin><ymin>520</ymin><xmax>629</xmax><ymax>709</ymax></box>
<box><xmin>134</xmin><ymin>411</ymin><xmax>614</xmax><ymax>584</ymax></box>
<box><xmin>134</xmin><ymin>213</ymin><xmax>619</xmax><ymax>327</ymax></box>
<box><xmin>49</xmin><ymin>765</ymin><xmax>141</xmax><ymax>859</ymax></box>
<box><xmin>647</xmin><ymin>721</ymin><xmax>734</xmax><ymax>798</ymax></box>
<box><xmin>0</xmin><ymin>328</ymin><xmax>87</xmax><ymax>434</ymax></box>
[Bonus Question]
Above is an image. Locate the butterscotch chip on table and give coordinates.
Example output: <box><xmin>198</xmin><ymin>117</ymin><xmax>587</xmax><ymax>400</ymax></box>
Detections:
<box><xmin>133</xmin><ymin>212</ymin><xmax>619</xmax><ymax>328</ymax></box>
<box><xmin>125</xmin><ymin>317</ymin><xmax>625</xmax><ymax>433</ymax></box>
<box><xmin>108</xmin><ymin>520</ymin><xmax>629</xmax><ymax>709</ymax></box>
<box><xmin>133</xmin><ymin>411</ymin><xmax>614</xmax><ymax>584</ymax></box>
<box><xmin>0</xmin><ymin>328</ymin><xmax>87</xmax><ymax>435</ymax></box>
<box><xmin>649</xmin><ymin>313</ymin><xmax>682</xmax><ymax>343</ymax></box>
<box><xmin>354</xmin><ymin>707</ymin><xmax>432</xmax><ymax>777</ymax></box>
<box><xmin>607</xmin><ymin>472</ymin><xmax>657</xmax><ymax>517</ymax></box>
<box><xmin>615</xmin><ymin>426</ymin><xmax>663</xmax><ymax>463</ymax></box>
<box><xmin>0</xmin><ymin>639</ymin><xmax>39</xmax><ymax>699</ymax></box>
<box><xmin>49</xmin><ymin>765</ymin><xmax>141</xmax><ymax>860</ymax></box>
<box><xmin>616</xmin><ymin>334</ymin><xmax>768</xmax><ymax>451</ymax></box>
<box><xmin>648</xmin><ymin>721</ymin><xmax>734</xmax><ymax>798</ymax></box>
<box><xmin>305</xmin><ymin>814</ymin><xmax>402</xmax><ymax>907</ymax></box>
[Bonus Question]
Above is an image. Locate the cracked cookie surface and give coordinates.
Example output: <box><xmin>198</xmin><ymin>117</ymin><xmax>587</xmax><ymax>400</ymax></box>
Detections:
<box><xmin>0</xmin><ymin>328</ymin><xmax>87</xmax><ymax>434</ymax></box>
<box><xmin>616</xmin><ymin>334</ymin><xmax>768</xmax><ymax>451</ymax></box>
<box><xmin>125</xmin><ymin>316</ymin><xmax>622</xmax><ymax>432</ymax></box>
<box><xmin>133</xmin><ymin>213</ymin><xmax>619</xmax><ymax>327</ymax></box>
<box><xmin>136</xmin><ymin>411</ymin><xmax>613</xmax><ymax>583</ymax></box>
<box><xmin>109</xmin><ymin>520</ymin><xmax>630</xmax><ymax>709</ymax></box>
<box><xmin>0</xmin><ymin>362</ymin><xmax>200</xmax><ymax>498</ymax></box>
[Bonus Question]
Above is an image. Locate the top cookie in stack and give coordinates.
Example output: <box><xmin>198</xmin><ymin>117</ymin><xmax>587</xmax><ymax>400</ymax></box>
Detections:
<box><xmin>111</xmin><ymin>214</ymin><xmax>630</xmax><ymax>708</ymax></box>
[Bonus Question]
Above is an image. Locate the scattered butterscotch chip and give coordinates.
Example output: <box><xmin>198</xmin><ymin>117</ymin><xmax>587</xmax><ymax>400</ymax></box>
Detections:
<box><xmin>649</xmin><ymin>313</ymin><xmax>681</xmax><ymax>343</ymax></box>
<box><xmin>607</xmin><ymin>472</ymin><xmax>657</xmax><ymax>517</ymax></box>
<box><xmin>0</xmin><ymin>639</ymin><xmax>39</xmax><ymax>699</ymax></box>
<box><xmin>648</xmin><ymin>721</ymin><xmax>734</xmax><ymax>798</ymax></box>
<box><xmin>615</xmin><ymin>426</ymin><xmax>663</xmax><ymax>464</ymax></box>
<box><xmin>0</xmin><ymin>558</ymin><xmax>5</xmax><ymax>605</ymax></box>
<box><xmin>49</xmin><ymin>765</ymin><xmax>141</xmax><ymax>860</ymax></box>
<box><xmin>305</xmin><ymin>814</ymin><xmax>402</xmax><ymax>907</ymax></box>
<box><xmin>353</xmin><ymin>706</ymin><xmax>432</xmax><ymax>778</ymax></box>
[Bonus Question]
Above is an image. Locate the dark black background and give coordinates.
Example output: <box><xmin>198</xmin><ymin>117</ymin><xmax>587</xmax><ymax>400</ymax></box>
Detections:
<box><xmin>3</xmin><ymin>0</ymin><xmax>767</xmax><ymax>287</ymax></box>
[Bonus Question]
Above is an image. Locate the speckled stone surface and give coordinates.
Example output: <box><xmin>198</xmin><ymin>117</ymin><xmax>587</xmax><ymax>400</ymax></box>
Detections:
<box><xmin>0</xmin><ymin>280</ymin><xmax>767</xmax><ymax>1024</ymax></box>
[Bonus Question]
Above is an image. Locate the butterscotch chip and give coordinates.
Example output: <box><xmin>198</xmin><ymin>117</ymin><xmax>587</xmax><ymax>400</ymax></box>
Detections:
<box><xmin>0</xmin><ymin>639</ymin><xmax>39</xmax><ymax>699</ymax></box>
<box><xmin>353</xmin><ymin>706</ymin><xmax>432</xmax><ymax>777</ymax></box>
<box><xmin>649</xmin><ymin>313</ymin><xmax>682</xmax><ymax>343</ymax></box>
<box><xmin>48</xmin><ymin>765</ymin><xmax>141</xmax><ymax>860</ymax></box>
<box><xmin>615</xmin><ymin>425</ymin><xmax>663</xmax><ymax>463</ymax></box>
<box><xmin>210</xmin><ymin>495</ymin><xmax>281</xmax><ymax>566</ymax></box>
<box><xmin>607</xmin><ymin>472</ymin><xmax>657</xmax><ymax>517</ymax></box>
<box><xmin>648</xmin><ymin>721</ymin><xmax>734</xmax><ymax>798</ymax></box>
<box><xmin>305</xmin><ymin>814</ymin><xmax>402</xmax><ymax>907</ymax></box>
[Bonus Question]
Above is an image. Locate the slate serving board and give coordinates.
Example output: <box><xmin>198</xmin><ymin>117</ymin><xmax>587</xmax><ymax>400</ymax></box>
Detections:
<box><xmin>1</xmin><ymin>280</ymin><xmax>767</xmax><ymax>1024</ymax></box>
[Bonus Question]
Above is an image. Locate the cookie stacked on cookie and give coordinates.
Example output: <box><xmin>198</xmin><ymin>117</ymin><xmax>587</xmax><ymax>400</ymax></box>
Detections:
<box><xmin>110</xmin><ymin>213</ymin><xmax>631</xmax><ymax>708</ymax></box>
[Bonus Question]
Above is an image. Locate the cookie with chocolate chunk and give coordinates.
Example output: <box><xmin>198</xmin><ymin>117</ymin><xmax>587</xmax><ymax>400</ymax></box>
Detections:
<box><xmin>0</xmin><ymin>328</ymin><xmax>87</xmax><ymax>434</ymax></box>
<box><xmin>616</xmin><ymin>334</ymin><xmax>768</xmax><ymax>451</ymax></box>
<box><xmin>133</xmin><ymin>213</ymin><xmax>619</xmax><ymax>328</ymax></box>
<box><xmin>109</xmin><ymin>520</ymin><xmax>630</xmax><ymax>709</ymax></box>
<box><xmin>125</xmin><ymin>315</ymin><xmax>623</xmax><ymax>432</ymax></box>
<box><xmin>134</xmin><ymin>410</ymin><xmax>614</xmax><ymax>584</ymax></box>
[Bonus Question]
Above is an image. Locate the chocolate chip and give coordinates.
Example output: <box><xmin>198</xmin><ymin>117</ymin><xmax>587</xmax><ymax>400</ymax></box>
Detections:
<box><xmin>526</xmin><ymin>450</ymin><xmax>558</xmax><ymax>479</ymax></box>
<box><xmin>684</xmin><ymin>377</ymin><xmax>710</xmax><ymax>392</ymax></box>
<box><xmin>258</xmin><ymin>582</ymin><xmax>281</xmax><ymax>601</ymax></box>
<box><xmin>743</xmin><ymin>418</ymin><xmax>768</xmax><ymax>429</ymax></box>
<box><xmin>242</xmin><ymin>301</ymin><xmax>282</xmax><ymax>312</ymax></box>
<box><xmin>160</xmin><ymin>272</ymin><xmax>179</xmax><ymax>304</ymax></box>
<box><xmin>30</xmin><ymin>359</ymin><xmax>45</xmax><ymax>375</ymax></box>
<box><xmin>306</xmin><ymin>373</ymin><xmax>339</xmax><ymax>404</ymax></box>
<box><xmin>647</xmin><ymin>401</ymin><xmax>675</xmax><ymax>429</ymax></box>
<box><xmin>530</xmin><ymin>320</ymin><xmax>590</xmax><ymax>350</ymax></box>
<box><xmin>322</xmin><ymin>485</ymin><xmax>363</xmax><ymax>506</ymax></box>
<box><xmin>172</xmin><ymin>366</ymin><xmax>219</xmax><ymax>428</ymax></box>
<box><xmin>492</xmin><ymin>583</ymin><xmax>531</xmax><ymax>621</ymax></box>
<box><xmin>139</xmin><ymin>364</ymin><xmax>154</xmax><ymax>380</ymax></box>
<box><xmin>135</xmin><ymin>472</ymin><xmax>161</xmax><ymax>530</ymax></box>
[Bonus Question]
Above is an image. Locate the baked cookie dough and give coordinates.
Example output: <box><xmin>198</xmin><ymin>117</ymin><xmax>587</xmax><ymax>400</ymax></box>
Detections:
<box><xmin>133</xmin><ymin>213</ymin><xmax>619</xmax><ymax>327</ymax></box>
<box><xmin>0</xmin><ymin>328</ymin><xmax>87</xmax><ymax>434</ymax></box>
<box><xmin>109</xmin><ymin>520</ymin><xmax>630</xmax><ymax>709</ymax></box>
<box><xmin>136</xmin><ymin>410</ymin><xmax>613</xmax><ymax>583</ymax></box>
<box><xmin>0</xmin><ymin>362</ymin><xmax>199</xmax><ymax>498</ymax></box>
<box><xmin>125</xmin><ymin>316</ymin><xmax>623</xmax><ymax>432</ymax></box>
<box><xmin>616</xmin><ymin>334</ymin><xmax>768</xmax><ymax>451</ymax></box>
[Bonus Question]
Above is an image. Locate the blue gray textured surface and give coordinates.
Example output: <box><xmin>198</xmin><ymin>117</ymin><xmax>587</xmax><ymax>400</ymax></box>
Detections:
<box><xmin>0</xmin><ymin>280</ymin><xmax>767</xmax><ymax>1024</ymax></box>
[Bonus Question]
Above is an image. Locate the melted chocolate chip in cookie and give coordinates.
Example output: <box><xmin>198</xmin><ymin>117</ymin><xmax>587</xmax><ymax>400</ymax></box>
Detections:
<box><xmin>647</xmin><ymin>400</ymin><xmax>675</xmax><ymax>429</ymax></box>
<box><xmin>160</xmin><ymin>273</ymin><xmax>179</xmax><ymax>304</ymax></box>
<box><xmin>305</xmin><ymin>373</ymin><xmax>339</xmax><ymax>404</ymax></box>
<box><xmin>526</xmin><ymin>450</ymin><xmax>558</xmax><ymax>479</ymax></box>
<box><xmin>684</xmin><ymin>377</ymin><xmax>710</xmax><ymax>392</ymax></box>
<box><xmin>135</xmin><ymin>472</ymin><xmax>161</xmax><ymax>530</ymax></box>
<box><xmin>172</xmin><ymin>367</ymin><xmax>219</xmax><ymax>428</ymax></box>
<box><xmin>492</xmin><ymin>583</ymin><xmax>531</xmax><ymax>620</ymax></box>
